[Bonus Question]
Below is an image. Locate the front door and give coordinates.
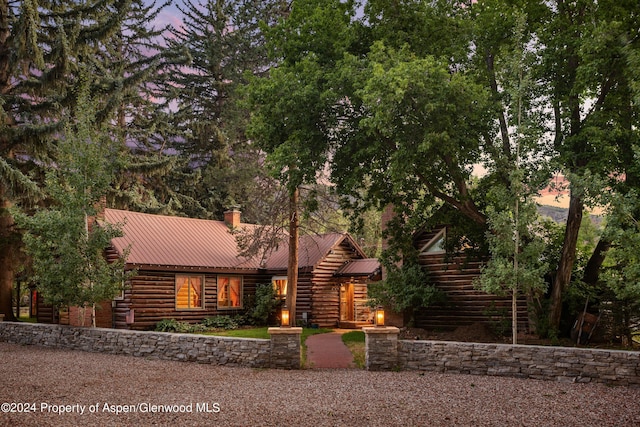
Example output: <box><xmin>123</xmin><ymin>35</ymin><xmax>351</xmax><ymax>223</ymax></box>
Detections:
<box><xmin>340</xmin><ymin>283</ymin><xmax>354</xmax><ymax>322</ymax></box>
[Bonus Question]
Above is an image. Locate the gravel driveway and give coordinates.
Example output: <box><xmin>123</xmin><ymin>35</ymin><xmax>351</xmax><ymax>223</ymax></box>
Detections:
<box><xmin>1</xmin><ymin>342</ymin><xmax>638</xmax><ymax>426</ymax></box>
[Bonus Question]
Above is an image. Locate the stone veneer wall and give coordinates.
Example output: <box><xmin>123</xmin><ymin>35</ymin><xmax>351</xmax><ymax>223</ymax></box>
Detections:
<box><xmin>398</xmin><ymin>340</ymin><xmax>640</xmax><ymax>387</ymax></box>
<box><xmin>268</xmin><ymin>327</ymin><xmax>302</xmax><ymax>369</ymax></box>
<box><xmin>364</xmin><ymin>327</ymin><xmax>400</xmax><ymax>371</ymax></box>
<box><xmin>0</xmin><ymin>322</ymin><xmax>272</xmax><ymax>368</ymax></box>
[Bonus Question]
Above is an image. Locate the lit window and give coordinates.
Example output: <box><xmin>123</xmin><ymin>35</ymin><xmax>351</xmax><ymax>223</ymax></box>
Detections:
<box><xmin>176</xmin><ymin>275</ymin><xmax>203</xmax><ymax>309</ymax></box>
<box><xmin>218</xmin><ymin>276</ymin><xmax>242</xmax><ymax>309</ymax></box>
<box><xmin>272</xmin><ymin>276</ymin><xmax>288</xmax><ymax>300</ymax></box>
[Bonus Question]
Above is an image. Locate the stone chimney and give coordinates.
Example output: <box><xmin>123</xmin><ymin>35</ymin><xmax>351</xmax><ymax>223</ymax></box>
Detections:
<box><xmin>224</xmin><ymin>209</ymin><xmax>241</xmax><ymax>228</ymax></box>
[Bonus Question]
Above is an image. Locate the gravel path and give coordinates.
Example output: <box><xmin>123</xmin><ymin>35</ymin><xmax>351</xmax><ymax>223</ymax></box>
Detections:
<box><xmin>1</xmin><ymin>342</ymin><xmax>638</xmax><ymax>426</ymax></box>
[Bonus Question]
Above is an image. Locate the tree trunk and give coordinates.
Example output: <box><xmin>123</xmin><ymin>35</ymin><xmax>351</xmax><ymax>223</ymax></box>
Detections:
<box><xmin>0</xmin><ymin>196</ymin><xmax>17</xmax><ymax>321</ymax></box>
<box><xmin>286</xmin><ymin>187</ymin><xmax>299</xmax><ymax>325</ymax></box>
<box><xmin>582</xmin><ymin>236</ymin><xmax>611</xmax><ymax>286</ymax></box>
<box><xmin>548</xmin><ymin>191</ymin><xmax>584</xmax><ymax>331</ymax></box>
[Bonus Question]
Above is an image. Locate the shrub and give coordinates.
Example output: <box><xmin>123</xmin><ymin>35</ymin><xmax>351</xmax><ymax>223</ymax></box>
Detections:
<box><xmin>368</xmin><ymin>263</ymin><xmax>443</xmax><ymax>326</ymax></box>
<box><xmin>155</xmin><ymin>318</ymin><xmax>195</xmax><ymax>333</ymax></box>
<box><xmin>202</xmin><ymin>315</ymin><xmax>239</xmax><ymax>330</ymax></box>
<box><xmin>155</xmin><ymin>318</ymin><xmax>207</xmax><ymax>333</ymax></box>
<box><xmin>250</xmin><ymin>283</ymin><xmax>279</xmax><ymax>326</ymax></box>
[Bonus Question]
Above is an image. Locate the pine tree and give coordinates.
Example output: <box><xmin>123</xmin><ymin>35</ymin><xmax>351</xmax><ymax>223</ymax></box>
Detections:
<box><xmin>96</xmin><ymin>0</ymin><xmax>190</xmax><ymax>214</ymax></box>
<box><xmin>162</xmin><ymin>0</ymin><xmax>288</xmax><ymax>221</ymax></box>
<box><xmin>15</xmin><ymin>71</ymin><xmax>130</xmax><ymax>327</ymax></box>
<box><xmin>0</xmin><ymin>0</ymin><xmax>144</xmax><ymax>320</ymax></box>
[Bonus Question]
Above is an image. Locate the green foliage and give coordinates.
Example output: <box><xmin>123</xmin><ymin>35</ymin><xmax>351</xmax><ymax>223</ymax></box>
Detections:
<box><xmin>599</xmin><ymin>190</ymin><xmax>640</xmax><ymax>343</ymax></box>
<box><xmin>368</xmin><ymin>263</ymin><xmax>442</xmax><ymax>325</ymax></box>
<box><xmin>244</xmin><ymin>0</ymin><xmax>356</xmax><ymax>193</ymax></box>
<box><xmin>202</xmin><ymin>315</ymin><xmax>240</xmax><ymax>330</ymax></box>
<box><xmin>14</xmin><ymin>77</ymin><xmax>130</xmax><ymax>314</ymax></box>
<box><xmin>162</xmin><ymin>0</ymin><xmax>286</xmax><ymax>221</ymax></box>
<box><xmin>250</xmin><ymin>283</ymin><xmax>280</xmax><ymax>326</ymax></box>
<box><xmin>477</xmin><ymin>191</ymin><xmax>549</xmax><ymax>299</ymax></box>
<box><xmin>155</xmin><ymin>319</ymin><xmax>185</xmax><ymax>332</ymax></box>
<box><xmin>155</xmin><ymin>318</ymin><xmax>207</xmax><ymax>333</ymax></box>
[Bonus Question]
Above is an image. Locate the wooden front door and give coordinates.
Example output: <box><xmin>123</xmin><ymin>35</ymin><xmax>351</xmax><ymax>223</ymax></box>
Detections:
<box><xmin>340</xmin><ymin>283</ymin><xmax>354</xmax><ymax>322</ymax></box>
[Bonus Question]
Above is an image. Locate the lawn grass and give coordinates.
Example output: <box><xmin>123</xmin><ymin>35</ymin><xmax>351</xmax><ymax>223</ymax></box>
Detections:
<box><xmin>342</xmin><ymin>331</ymin><xmax>365</xmax><ymax>369</ymax></box>
<box><xmin>202</xmin><ymin>326</ymin><xmax>333</xmax><ymax>367</ymax></box>
<box><xmin>203</xmin><ymin>326</ymin><xmax>333</xmax><ymax>341</ymax></box>
<box><xmin>203</xmin><ymin>327</ymin><xmax>271</xmax><ymax>339</ymax></box>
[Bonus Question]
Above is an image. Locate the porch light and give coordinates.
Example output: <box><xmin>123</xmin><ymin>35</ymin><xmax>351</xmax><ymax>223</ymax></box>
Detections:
<box><xmin>375</xmin><ymin>306</ymin><xmax>385</xmax><ymax>327</ymax></box>
<box><xmin>281</xmin><ymin>305</ymin><xmax>290</xmax><ymax>327</ymax></box>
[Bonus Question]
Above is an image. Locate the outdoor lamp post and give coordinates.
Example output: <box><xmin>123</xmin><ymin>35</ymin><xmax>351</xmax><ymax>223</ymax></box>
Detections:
<box><xmin>281</xmin><ymin>305</ymin><xmax>290</xmax><ymax>327</ymax></box>
<box><xmin>375</xmin><ymin>306</ymin><xmax>385</xmax><ymax>327</ymax></box>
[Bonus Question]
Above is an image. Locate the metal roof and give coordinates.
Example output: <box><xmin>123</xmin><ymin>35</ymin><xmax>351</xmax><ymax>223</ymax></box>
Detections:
<box><xmin>105</xmin><ymin>209</ymin><xmax>379</xmax><ymax>273</ymax></box>
<box><xmin>104</xmin><ymin>209</ymin><xmax>261</xmax><ymax>270</ymax></box>
<box><xmin>334</xmin><ymin>258</ymin><xmax>381</xmax><ymax>277</ymax></box>
<box><xmin>264</xmin><ymin>232</ymin><xmax>366</xmax><ymax>270</ymax></box>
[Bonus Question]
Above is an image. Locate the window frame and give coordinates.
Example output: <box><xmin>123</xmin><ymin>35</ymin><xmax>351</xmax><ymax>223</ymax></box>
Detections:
<box><xmin>271</xmin><ymin>276</ymin><xmax>288</xmax><ymax>300</ymax></box>
<box><xmin>175</xmin><ymin>274</ymin><xmax>205</xmax><ymax>310</ymax></box>
<box><xmin>420</xmin><ymin>228</ymin><xmax>446</xmax><ymax>255</ymax></box>
<box><xmin>217</xmin><ymin>275</ymin><xmax>243</xmax><ymax>310</ymax></box>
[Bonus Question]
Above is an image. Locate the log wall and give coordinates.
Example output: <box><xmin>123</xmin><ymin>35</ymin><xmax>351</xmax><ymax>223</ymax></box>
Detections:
<box><xmin>310</xmin><ymin>242</ymin><xmax>365</xmax><ymax>328</ymax></box>
<box><xmin>415</xmin><ymin>229</ymin><xmax>528</xmax><ymax>331</ymax></box>
<box><xmin>114</xmin><ymin>270</ymin><xmax>264</xmax><ymax>330</ymax></box>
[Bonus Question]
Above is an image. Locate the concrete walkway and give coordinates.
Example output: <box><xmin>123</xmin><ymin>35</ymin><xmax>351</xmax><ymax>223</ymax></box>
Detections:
<box><xmin>305</xmin><ymin>330</ymin><xmax>355</xmax><ymax>369</ymax></box>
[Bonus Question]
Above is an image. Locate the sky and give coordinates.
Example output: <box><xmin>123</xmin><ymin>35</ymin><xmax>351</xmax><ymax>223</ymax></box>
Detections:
<box><xmin>151</xmin><ymin>2</ymin><xmax>185</xmax><ymax>33</ymax></box>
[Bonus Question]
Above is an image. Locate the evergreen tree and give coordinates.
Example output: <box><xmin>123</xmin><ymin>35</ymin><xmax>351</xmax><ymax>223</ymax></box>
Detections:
<box><xmin>15</xmin><ymin>72</ymin><xmax>130</xmax><ymax>327</ymax></box>
<box><xmin>0</xmin><ymin>0</ymin><xmax>132</xmax><ymax>320</ymax></box>
<box><xmin>97</xmin><ymin>0</ymin><xmax>190</xmax><ymax>214</ymax></box>
<box><xmin>162</xmin><ymin>0</ymin><xmax>288</xmax><ymax>221</ymax></box>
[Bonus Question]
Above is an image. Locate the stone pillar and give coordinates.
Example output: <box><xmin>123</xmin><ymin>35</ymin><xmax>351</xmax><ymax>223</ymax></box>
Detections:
<box><xmin>363</xmin><ymin>326</ymin><xmax>400</xmax><ymax>371</ymax></box>
<box><xmin>268</xmin><ymin>327</ymin><xmax>302</xmax><ymax>369</ymax></box>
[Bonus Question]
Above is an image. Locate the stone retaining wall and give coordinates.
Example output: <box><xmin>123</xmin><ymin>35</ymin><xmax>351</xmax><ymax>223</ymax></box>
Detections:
<box><xmin>268</xmin><ymin>327</ymin><xmax>302</xmax><ymax>369</ymax></box>
<box><xmin>0</xmin><ymin>322</ymin><xmax>272</xmax><ymax>368</ymax></box>
<box><xmin>398</xmin><ymin>339</ymin><xmax>640</xmax><ymax>387</ymax></box>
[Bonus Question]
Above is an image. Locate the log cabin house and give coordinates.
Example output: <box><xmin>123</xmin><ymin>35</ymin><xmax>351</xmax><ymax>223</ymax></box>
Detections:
<box><xmin>37</xmin><ymin>208</ymin><xmax>380</xmax><ymax>330</ymax></box>
<box><xmin>411</xmin><ymin>225</ymin><xmax>528</xmax><ymax>331</ymax></box>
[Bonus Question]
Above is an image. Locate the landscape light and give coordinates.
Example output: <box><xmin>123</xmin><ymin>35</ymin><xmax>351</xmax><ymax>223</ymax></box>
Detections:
<box><xmin>375</xmin><ymin>306</ymin><xmax>385</xmax><ymax>327</ymax></box>
<box><xmin>281</xmin><ymin>305</ymin><xmax>290</xmax><ymax>327</ymax></box>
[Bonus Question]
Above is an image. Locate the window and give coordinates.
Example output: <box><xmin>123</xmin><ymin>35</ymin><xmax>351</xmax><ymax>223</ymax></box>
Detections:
<box><xmin>217</xmin><ymin>276</ymin><xmax>242</xmax><ymax>309</ymax></box>
<box><xmin>175</xmin><ymin>275</ymin><xmax>204</xmax><ymax>309</ymax></box>
<box><xmin>272</xmin><ymin>276</ymin><xmax>288</xmax><ymax>299</ymax></box>
<box><xmin>420</xmin><ymin>228</ymin><xmax>446</xmax><ymax>254</ymax></box>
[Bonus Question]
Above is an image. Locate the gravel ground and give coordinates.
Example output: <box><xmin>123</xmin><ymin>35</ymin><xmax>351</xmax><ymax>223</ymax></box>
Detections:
<box><xmin>1</xmin><ymin>342</ymin><xmax>638</xmax><ymax>427</ymax></box>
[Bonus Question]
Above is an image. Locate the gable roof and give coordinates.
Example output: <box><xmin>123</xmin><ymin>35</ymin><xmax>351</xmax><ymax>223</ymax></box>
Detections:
<box><xmin>264</xmin><ymin>232</ymin><xmax>367</xmax><ymax>270</ymax></box>
<box><xmin>105</xmin><ymin>209</ymin><xmax>379</xmax><ymax>273</ymax></box>
<box><xmin>104</xmin><ymin>208</ymin><xmax>261</xmax><ymax>270</ymax></box>
<box><xmin>334</xmin><ymin>258</ymin><xmax>381</xmax><ymax>277</ymax></box>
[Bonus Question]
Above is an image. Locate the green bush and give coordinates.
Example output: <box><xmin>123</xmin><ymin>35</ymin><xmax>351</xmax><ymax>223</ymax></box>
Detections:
<box><xmin>155</xmin><ymin>318</ymin><xmax>180</xmax><ymax>332</ymax></box>
<box><xmin>155</xmin><ymin>318</ymin><xmax>203</xmax><ymax>333</ymax></box>
<box><xmin>250</xmin><ymin>283</ymin><xmax>279</xmax><ymax>326</ymax></box>
<box><xmin>368</xmin><ymin>263</ymin><xmax>443</xmax><ymax>326</ymax></box>
<box><xmin>202</xmin><ymin>315</ymin><xmax>239</xmax><ymax>330</ymax></box>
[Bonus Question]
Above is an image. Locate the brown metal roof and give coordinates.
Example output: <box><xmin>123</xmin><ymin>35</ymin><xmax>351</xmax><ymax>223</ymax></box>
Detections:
<box><xmin>104</xmin><ymin>209</ymin><xmax>261</xmax><ymax>270</ymax></box>
<box><xmin>334</xmin><ymin>258</ymin><xmax>381</xmax><ymax>277</ymax></box>
<box><xmin>265</xmin><ymin>232</ymin><xmax>366</xmax><ymax>270</ymax></box>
